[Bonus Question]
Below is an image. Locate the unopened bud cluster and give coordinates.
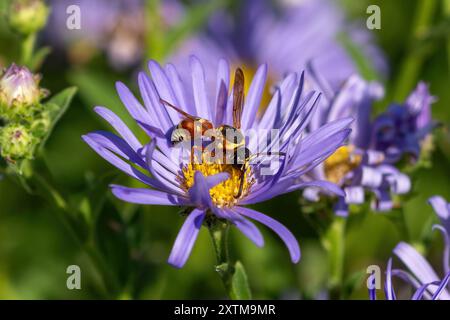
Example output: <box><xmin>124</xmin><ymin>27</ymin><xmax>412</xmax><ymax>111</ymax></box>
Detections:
<box><xmin>0</xmin><ymin>63</ymin><xmax>49</xmax><ymax>161</ymax></box>
<box><xmin>7</xmin><ymin>0</ymin><xmax>50</xmax><ymax>35</ymax></box>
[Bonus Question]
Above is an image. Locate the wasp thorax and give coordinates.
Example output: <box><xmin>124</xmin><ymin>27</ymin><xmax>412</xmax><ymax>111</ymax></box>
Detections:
<box><xmin>171</xmin><ymin>118</ymin><xmax>214</xmax><ymax>145</ymax></box>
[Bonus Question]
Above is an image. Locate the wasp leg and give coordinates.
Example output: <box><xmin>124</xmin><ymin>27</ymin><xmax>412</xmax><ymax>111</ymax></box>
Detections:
<box><xmin>235</xmin><ymin>164</ymin><xmax>247</xmax><ymax>199</ymax></box>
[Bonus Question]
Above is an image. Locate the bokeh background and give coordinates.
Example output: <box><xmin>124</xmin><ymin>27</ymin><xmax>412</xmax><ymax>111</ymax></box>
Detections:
<box><xmin>0</xmin><ymin>0</ymin><xmax>449</xmax><ymax>299</ymax></box>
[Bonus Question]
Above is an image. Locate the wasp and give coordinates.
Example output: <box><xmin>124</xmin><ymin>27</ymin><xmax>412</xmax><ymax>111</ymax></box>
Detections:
<box><xmin>160</xmin><ymin>68</ymin><xmax>284</xmax><ymax>198</ymax></box>
<box><xmin>159</xmin><ymin>99</ymin><xmax>214</xmax><ymax>145</ymax></box>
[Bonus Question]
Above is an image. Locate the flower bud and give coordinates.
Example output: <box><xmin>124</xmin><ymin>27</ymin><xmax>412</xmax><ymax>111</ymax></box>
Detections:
<box><xmin>0</xmin><ymin>124</ymin><xmax>35</xmax><ymax>161</ymax></box>
<box><xmin>30</xmin><ymin>110</ymin><xmax>51</xmax><ymax>138</ymax></box>
<box><xmin>8</xmin><ymin>0</ymin><xmax>50</xmax><ymax>35</ymax></box>
<box><xmin>0</xmin><ymin>63</ymin><xmax>46</xmax><ymax>119</ymax></box>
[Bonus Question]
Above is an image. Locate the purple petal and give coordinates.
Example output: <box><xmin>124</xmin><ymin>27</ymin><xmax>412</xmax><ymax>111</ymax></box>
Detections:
<box><xmin>360</xmin><ymin>166</ymin><xmax>383</xmax><ymax>189</ymax></box>
<box><xmin>303</xmin><ymin>187</ymin><xmax>320</xmax><ymax>202</ymax></box>
<box><xmin>306</xmin><ymin>61</ymin><xmax>334</xmax><ymax>101</ymax></box>
<box><xmin>215</xmin><ymin>81</ymin><xmax>228</xmax><ymax>126</ymax></box>
<box><xmin>385</xmin><ymin>258</ymin><xmax>396</xmax><ymax>300</ymax></box>
<box><xmin>411</xmin><ymin>281</ymin><xmax>439</xmax><ymax>300</ymax></box>
<box><xmin>165</xmin><ymin>63</ymin><xmax>191</xmax><ymax>114</ymax></box>
<box><xmin>214</xmin><ymin>59</ymin><xmax>230</xmax><ymax>125</ymax></box>
<box><xmin>84</xmin><ymin>131</ymin><xmax>146</xmax><ymax>168</ymax></box>
<box><xmin>115</xmin><ymin>81</ymin><xmax>153</xmax><ymax>128</ymax></box>
<box><xmin>138</xmin><ymin>72</ymin><xmax>173</xmax><ymax>132</ymax></box>
<box><xmin>393</xmin><ymin>242</ymin><xmax>450</xmax><ymax>299</ymax></box>
<box><xmin>432</xmin><ymin>225</ymin><xmax>450</xmax><ymax>275</ymax></box>
<box><xmin>221</xmin><ymin>208</ymin><xmax>264</xmax><ymax>247</ymax></box>
<box><xmin>110</xmin><ymin>184</ymin><xmax>188</xmax><ymax>205</ymax></box>
<box><xmin>371</xmin><ymin>189</ymin><xmax>393</xmax><ymax>212</ymax></box>
<box><xmin>168</xmin><ymin>209</ymin><xmax>206</xmax><ymax>268</ymax></box>
<box><xmin>147</xmin><ymin>60</ymin><xmax>180</xmax><ymax>124</ymax></box>
<box><xmin>344</xmin><ymin>186</ymin><xmax>364</xmax><ymax>204</ymax></box>
<box><xmin>258</xmin><ymin>72</ymin><xmax>297</xmax><ymax>130</ymax></box>
<box><xmin>190</xmin><ymin>56</ymin><xmax>211</xmax><ymax>120</ymax></box>
<box><xmin>82</xmin><ymin>133</ymin><xmax>156</xmax><ymax>187</ymax></box>
<box><xmin>364</xmin><ymin>150</ymin><xmax>384</xmax><ymax>165</ymax></box>
<box><xmin>429</xmin><ymin>196</ymin><xmax>450</xmax><ymax>225</ymax></box>
<box><xmin>188</xmin><ymin>171</ymin><xmax>229</xmax><ymax>208</ymax></box>
<box><xmin>94</xmin><ymin>106</ymin><xmax>142</xmax><ymax>151</ymax></box>
<box><xmin>333</xmin><ymin>197</ymin><xmax>349</xmax><ymax>217</ymax></box>
<box><xmin>431</xmin><ymin>272</ymin><xmax>450</xmax><ymax>300</ymax></box>
<box><xmin>235</xmin><ymin>206</ymin><xmax>301</xmax><ymax>263</ymax></box>
<box><xmin>145</xmin><ymin>141</ymin><xmax>184</xmax><ymax>194</ymax></box>
<box><xmin>292</xmin><ymin>120</ymin><xmax>352</xmax><ymax>170</ymax></box>
<box><xmin>241</xmin><ymin>64</ymin><xmax>267</xmax><ymax>130</ymax></box>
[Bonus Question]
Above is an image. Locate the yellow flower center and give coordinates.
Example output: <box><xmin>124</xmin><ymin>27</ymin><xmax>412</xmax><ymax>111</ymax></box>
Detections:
<box><xmin>179</xmin><ymin>161</ymin><xmax>253</xmax><ymax>208</ymax></box>
<box><xmin>324</xmin><ymin>146</ymin><xmax>361</xmax><ymax>184</ymax></box>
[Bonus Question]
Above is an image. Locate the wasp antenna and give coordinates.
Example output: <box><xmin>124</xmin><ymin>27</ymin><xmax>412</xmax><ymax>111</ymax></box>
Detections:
<box><xmin>160</xmin><ymin>98</ymin><xmax>196</xmax><ymax>120</ymax></box>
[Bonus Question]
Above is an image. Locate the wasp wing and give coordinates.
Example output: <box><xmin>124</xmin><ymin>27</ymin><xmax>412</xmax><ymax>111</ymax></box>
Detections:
<box><xmin>232</xmin><ymin>68</ymin><xmax>245</xmax><ymax>129</ymax></box>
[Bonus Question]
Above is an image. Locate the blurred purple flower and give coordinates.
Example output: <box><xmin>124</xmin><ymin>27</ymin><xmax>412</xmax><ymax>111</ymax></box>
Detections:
<box><xmin>370</xmin><ymin>196</ymin><xmax>450</xmax><ymax>300</ymax></box>
<box><xmin>301</xmin><ymin>67</ymin><xmax>410</xmax><ymax>216</ymax></box>
<box><xmin>46</xmin><ymin>0</ymin><xmax>183</xmax><ymax>69</ymax></box>
<box><xmin>172</xmin><ymin>0</ymin><xmax>387</xmax><ymax>88</ymax></box>
<box><xmin>372</xmin><ymin>82</ymin><xmax>437</xmax><ymax>164</ymax></box>
<box><xmin>429</xmin><ymin>196</ymin><xmax>450</xmax><ymax>234</ymax></box>
<box><xmin>83</xmin><ymin>56</ymin><xmax>352</xmax><ymax>268</ymax></box>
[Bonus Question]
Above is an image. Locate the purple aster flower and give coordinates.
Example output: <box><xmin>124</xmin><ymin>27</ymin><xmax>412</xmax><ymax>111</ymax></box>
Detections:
<box><xmin>301</xmin><ymin>66</ymin><xmax>410</xmax><ymax>216</ymax></box>
<box><xmin>370</xmin><ymin>196</ymin><xmax>450</xmax><ymax>300</ymax></box>
<box><xmin>372</xmin><ymin>82</ymin><xmax>437</xmax><ymax>164</ymax></box>
<box><xmin>83</xmin><ymin>56</ymin><xmax>352</xmax><ymax>268</ymax></box>
<box><xmin>171</xmin><ymin>0</ymin><xmax>387</xmax><ymax>89</ymax></box>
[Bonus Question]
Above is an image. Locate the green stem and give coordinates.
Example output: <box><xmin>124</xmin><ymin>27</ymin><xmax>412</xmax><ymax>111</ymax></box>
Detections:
<box><xmin>322</xmin><ymin>217</ymin><xmax>346</xmax><ymax>299</ymax></box>
<box><xmin>445</xmin><ymin>0</ymin><xmax>450</xmax><ymax>69</ymax></box>
<box><xmin>208</xmin><ymin>218</ymin><xmax>252</xmax><ymax>300</ymax></box>
<box><xmin>209</xmin><ymin>220</ymin><xmax>232</xmax><ymax>291</ymax></box>
<box><xmin>393</xmin><ymin>0</ymin><xmax>437</xmax><ymax>101</ymax></box>
<box><xmin>29</xmin><ymin>162</ymin><xmax>121</xmax><ymax>297</ymax></box>
<box><xmin>20</xmin><ymin>33</ymin><xmax>36</xmax><ymax>67</ymax></box>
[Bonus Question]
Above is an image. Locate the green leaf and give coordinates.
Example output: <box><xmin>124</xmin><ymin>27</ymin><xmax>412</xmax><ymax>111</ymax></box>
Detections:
<box><xmin>30</xmin><ymin>46</ymin><xmax>51</xmax><ymax>71</ymax></box>
<box><xmin>229</xmin><ymin>261</ymin><xmax>252</xmax><ymax>300</ymax></box>
<box><xmin>39</xmin><ymin>87</ymin><xmax>77</xmax><ymax>152</ymax></box>
<box><xmin>68</xmin><ymin>69</ymin><xmax>138</xmax><ymax>132</ymax></box>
